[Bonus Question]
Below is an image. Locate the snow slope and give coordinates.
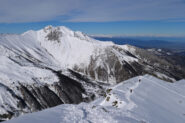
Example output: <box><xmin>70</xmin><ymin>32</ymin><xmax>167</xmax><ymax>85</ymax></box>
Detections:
<box><xmin>5</xmin><ymin>75</ymin><xmax>185</xmax><ymax>123</ymax></box>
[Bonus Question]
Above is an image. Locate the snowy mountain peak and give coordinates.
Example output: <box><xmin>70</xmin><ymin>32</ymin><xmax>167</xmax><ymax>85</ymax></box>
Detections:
<box><xmin>35</xmin><ymin>26</ymin><xmax>116</xmax><ymax>70</ymax></box>
<box><xmin>36</xmin><ymin>25</ymin><xmax>97</xmax><ymax>44</ymax></box>
<box><xmin>0</xmin><ymin>25</ymin><xmax>184</xmax><ymax>85</ymax></box>
<box><xmin>1</xmin><ymin>25</ymin><xmax>181</xmax><ymax>84</ymax></box>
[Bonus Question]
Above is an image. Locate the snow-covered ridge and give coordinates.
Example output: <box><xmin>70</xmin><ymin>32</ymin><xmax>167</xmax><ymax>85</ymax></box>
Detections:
<box><xmin>5</xmin><ymin>75</ymin><xmax>185</xmax><ymax>123</ymax></box>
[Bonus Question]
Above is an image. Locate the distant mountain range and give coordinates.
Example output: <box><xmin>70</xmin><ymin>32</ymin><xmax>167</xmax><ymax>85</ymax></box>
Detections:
<box><xmin>93</xmin><ymin>36</ymin><xmax>185</xmax><ymax>52</ymax></box>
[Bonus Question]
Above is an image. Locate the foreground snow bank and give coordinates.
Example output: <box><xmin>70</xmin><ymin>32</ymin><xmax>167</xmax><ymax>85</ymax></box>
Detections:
<box><xmin>5</xmin><ymin>75</ymin><xmax>185</xmax><ymax>123</ymax></box>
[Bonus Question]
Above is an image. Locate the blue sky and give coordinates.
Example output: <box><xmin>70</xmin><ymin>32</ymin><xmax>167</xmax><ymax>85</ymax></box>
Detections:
<box><xmin>0</xmin><ymin>0</ymin><xmax>185</xmax><ymax>38</ymax></box>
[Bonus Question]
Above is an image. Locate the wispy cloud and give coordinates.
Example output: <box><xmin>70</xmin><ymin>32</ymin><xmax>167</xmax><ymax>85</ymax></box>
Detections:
<box><xmin>0</xmin><ymin>0</ymin><xmax>82</xmax><ymax>23</ymax></box>
<box><xmin>0</xmin><ymin>0</ymin><xmax>185</xmax><ymax>23</ymax></box>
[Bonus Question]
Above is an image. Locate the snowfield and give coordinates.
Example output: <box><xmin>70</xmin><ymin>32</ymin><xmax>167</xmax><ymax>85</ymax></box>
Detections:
<box><xmin>5</xmin><ymin>75</ymin><xmax>185</xmax><ymax>123</ymax></box>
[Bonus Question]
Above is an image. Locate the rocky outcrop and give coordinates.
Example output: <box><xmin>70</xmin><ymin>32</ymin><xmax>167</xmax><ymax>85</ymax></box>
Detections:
<box><xmin>0</xmin><ymin>69</ymin><xmax>104</xmax><ymax>121</ymax></box>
